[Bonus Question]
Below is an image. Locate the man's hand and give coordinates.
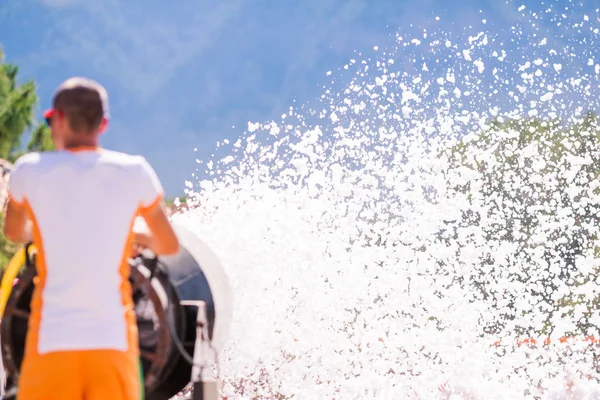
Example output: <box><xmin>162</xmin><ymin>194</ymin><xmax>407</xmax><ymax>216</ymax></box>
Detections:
<box><xmin>129</xmin><ymin>218</ymin><xmax>153</xmax><ymax>258</ymax></box>
<box><xmin>129</xmin><ymin>208</ymin><xmax>179</xmax><ymax>257</ymax></box>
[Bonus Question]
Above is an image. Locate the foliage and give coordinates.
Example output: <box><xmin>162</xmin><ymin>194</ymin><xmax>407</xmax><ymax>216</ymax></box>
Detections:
<box><xmin>0</xmin><ymin>46</ymin><xmax>54</xmax><ymax>274</ymax></box>
<box><xmin>165</xmin><ymin>195</ymin><xmax>188</xmax><ymax>206</ymax></box>
<box><xmin>27</xmin><ymin>122</ymin><xmax>54</xmax><ymax>153</ymax></box>
<box><xmin>443</xmin><ymin>112</ymin><xmax>600</xmax><ymax>337</ymax></box>
<box><xmin>0</xmin><ymin>49</ymin><xmax>54</xmax><ymax>162</ymax></box>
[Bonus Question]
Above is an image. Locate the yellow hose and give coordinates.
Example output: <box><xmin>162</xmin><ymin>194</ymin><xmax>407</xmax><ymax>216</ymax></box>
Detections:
<box><xmin>0</xmin><ymin>245</ymin><xmax>36</xmax><ymax>317</ymax></box>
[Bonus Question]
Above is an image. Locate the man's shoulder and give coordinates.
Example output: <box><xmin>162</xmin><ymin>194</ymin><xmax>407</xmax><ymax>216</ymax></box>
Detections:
<box><xmin>13</xmin><ymin>152</ymin><xmax>43</xmax><ymax>167</ymax></box>
<box><xmin>99</xmin><ymin>150</ymin><xmax>150</xmax><ymax>170</ymax></box>
<box><xmin>101</xmin><ymin>150</ymin><xmax>151</xmax><ymax>174</ymax></box>
<box><xmin>11</xmin><ymin>152</ymin><xmax>47</xmax><ymax>176</ymax></box>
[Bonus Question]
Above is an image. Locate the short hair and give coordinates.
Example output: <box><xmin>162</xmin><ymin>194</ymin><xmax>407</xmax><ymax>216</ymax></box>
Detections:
<box><xmin>52</xmin><ymin>77</ymin><xmax>109</xmax><ymax>134</ymax></box>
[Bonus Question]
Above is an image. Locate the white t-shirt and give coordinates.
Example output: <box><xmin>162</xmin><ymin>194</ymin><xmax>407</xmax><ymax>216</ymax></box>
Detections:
<box><xmin>8</xmin><ymin>148</ymin><xmax>163</xmax><ymax>354</ymax></box>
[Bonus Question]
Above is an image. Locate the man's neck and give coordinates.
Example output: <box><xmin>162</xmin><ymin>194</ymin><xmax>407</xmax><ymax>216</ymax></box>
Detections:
<box><xmin>61</xmin><ymin>129</ymin><xmax>100</xmax><ymax>152</ymax></box>
<box><xmin>63</xmin><ymin>143</ymin><xmax>99</xmax><ymax>150</ymax></box>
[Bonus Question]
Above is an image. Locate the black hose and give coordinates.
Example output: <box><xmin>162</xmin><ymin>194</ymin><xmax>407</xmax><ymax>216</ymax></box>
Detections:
<box><xmin>153</xmin><ymin>258</ymin><xmax>211</xmax><ymax>371</ymax></box>
<box><xmin>165</xmin><ymin>281</ymin><xmax>204</xmax><ymax>368</ymax></box>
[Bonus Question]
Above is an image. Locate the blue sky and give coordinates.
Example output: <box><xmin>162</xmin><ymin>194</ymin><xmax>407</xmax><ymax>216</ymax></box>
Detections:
<box><xmin>0</xmin><ymin>0</ymin><xmax>597</xmax><ymax>196</ymax></box>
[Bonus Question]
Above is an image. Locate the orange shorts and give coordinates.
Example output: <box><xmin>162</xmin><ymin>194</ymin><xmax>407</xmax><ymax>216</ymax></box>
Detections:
<box><xmin>17</xmin><ymin>349</ymin><xmax>142</xmax><ymax>400</ymax></box>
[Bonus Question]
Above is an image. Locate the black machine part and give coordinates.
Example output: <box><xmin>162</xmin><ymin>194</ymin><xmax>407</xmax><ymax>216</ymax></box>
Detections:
<box><xmin>1</xmin><ymin>246</ymin><xmax>217</xmax><ymax>400</ymax></box>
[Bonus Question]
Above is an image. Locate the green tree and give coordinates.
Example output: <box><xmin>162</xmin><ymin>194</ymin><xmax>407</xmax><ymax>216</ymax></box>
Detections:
<box><xmin>0</xmin><ymin>47</ymin><xmax>54</xmax><ymax>275</ymax></box>
<box><xmin>443</xmin><ymin>112</ymin><xmax>600</xmax><ymax>338</ymax></box>
<box><xmin>27</xmin><ymin>122</ymin><xmax>54</xmax><ymax>153</ymax></box>
<box><xmin>0</xmin><ymin>48</ymin><xmax>54</xmax><ymax>161</ymax></box>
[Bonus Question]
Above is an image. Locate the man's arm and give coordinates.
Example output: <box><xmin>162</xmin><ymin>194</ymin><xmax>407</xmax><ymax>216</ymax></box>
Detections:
<box><xmin>3</xmin><ymin>198</ymin><xmax>32</xmax><ymax>244</ymax></box>
<box><xmin>136</xmin><ymin>200</ymin><xmax>179</xmax><ymax>255</ymax></box>
<box><xmin>134</xmin><ymin>157</ymin><xmax>179</xmax><ymax>256</ymax></box>
<box><xmin>3</xmin><ymin>156</ymin><xmax>33</xmax><ymax>244</ymax></box>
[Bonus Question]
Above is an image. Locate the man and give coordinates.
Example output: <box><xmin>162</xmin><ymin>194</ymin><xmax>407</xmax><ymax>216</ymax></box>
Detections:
<box><xmin>2</xmin><ymin>77</ymin><xmax>180</xmax><ymax>400</ymax></box>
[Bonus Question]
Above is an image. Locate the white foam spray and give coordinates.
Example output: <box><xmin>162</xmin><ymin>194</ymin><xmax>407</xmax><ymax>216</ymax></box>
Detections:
<box><xmin>172</xmin><ymin>3</ymin><xmax>600</xmax><ymax>399</ymax></box>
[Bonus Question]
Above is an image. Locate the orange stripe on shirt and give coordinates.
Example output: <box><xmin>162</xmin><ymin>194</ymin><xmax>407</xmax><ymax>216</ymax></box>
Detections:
<box><xmin>138</xmin><ymin>194</ymin><xmax>163</xmax><ymax>215</ymax></box>
<box><xmin>22</xmin><ymin>199</ymin><xmax>47</xmax><ymax>357</ymax></box>
<box><xmin>118</xmin><ymin>206</ymin><xmax>157</xmax><ymax>357</ymax></box>
<box><xmin>7</xmin><ymin>192</ymin><xmax>25</xmax><ymax>208</ymax></box>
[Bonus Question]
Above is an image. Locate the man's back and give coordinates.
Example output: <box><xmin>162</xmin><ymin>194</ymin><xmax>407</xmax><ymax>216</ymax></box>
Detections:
<box><xmin>2</xmin><ymin>77</ymin><xmax>179</xmax><ymax>400</ymax></box>
<box><xmin>9</xmin><ymin>148</ymin><xmax>163</xmax><ymax>354</ymax></box>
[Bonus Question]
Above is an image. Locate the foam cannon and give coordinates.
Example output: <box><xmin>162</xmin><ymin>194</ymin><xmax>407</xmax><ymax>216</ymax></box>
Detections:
<box><xmin>0</xmin><ymin>223</ymin><xmax>233</xmax><ymax>400</ymax></box>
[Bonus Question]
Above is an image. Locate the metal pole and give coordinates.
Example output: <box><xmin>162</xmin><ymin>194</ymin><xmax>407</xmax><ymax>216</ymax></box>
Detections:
<box><xmin>180</xmin><ymin>301</ymin><xmax>219</xmax><ymax>400</ymax></box>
